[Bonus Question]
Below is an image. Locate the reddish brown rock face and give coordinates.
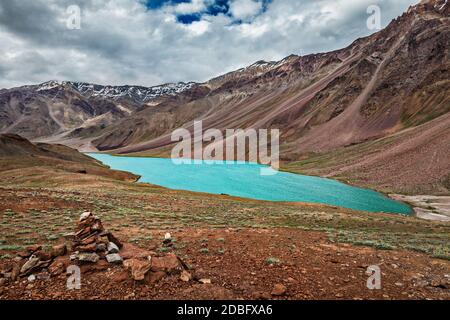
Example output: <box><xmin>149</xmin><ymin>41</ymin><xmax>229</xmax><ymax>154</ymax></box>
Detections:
<box><xmin>151</xmin><ymin>253</ymin><xmax>183</xmax><ymax>274</ymax></box>
<box><xmin>118</xmin><ymin>243</ymin><xmax>154</xmax><ymax>260</ymax></box>
<box><xmin>123</xmin><ymin>259</ymin><xmax>152</xmax><ymax>281</ymax></box>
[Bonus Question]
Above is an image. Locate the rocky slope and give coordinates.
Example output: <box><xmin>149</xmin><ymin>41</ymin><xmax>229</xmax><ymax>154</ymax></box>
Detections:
<box><xmin>0</xmin><ymin>134</ymin><xmax>138</xmax><ymax>183</ymax></box>
<box><xmin>0</xmin><ymin>80</ymin><xmax>199</xmax><ymax>146</ymax></box>
<box><xmin>91</xmin><ymin>0</ymin><xmax>449</xmax><ymax>157</ymax></box>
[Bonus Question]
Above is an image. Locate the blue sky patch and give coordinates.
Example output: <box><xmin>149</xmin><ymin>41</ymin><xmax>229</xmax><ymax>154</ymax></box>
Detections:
<box><xmin>145</xmin><ymin>0</ymin><xmax>272</xmax><ymax>24</ymax></box>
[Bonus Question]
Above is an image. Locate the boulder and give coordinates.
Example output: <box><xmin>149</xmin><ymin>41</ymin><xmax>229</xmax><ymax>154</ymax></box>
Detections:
<box><xmin>119</xmin><ymin>243</ymin><xmax>154</xmax><ymax>260</ymax></box>
<box><xmin>151</xmin><ymin>253</ymin><xmax>182</xmax><ymax>274</ymax></box>
<box><xmin>123</xmin><ymin>259</ymin><xmax>152</xmax><ymax>281</ymax></box>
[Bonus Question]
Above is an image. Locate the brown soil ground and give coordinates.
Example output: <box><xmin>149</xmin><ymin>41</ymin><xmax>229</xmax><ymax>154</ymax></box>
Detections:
<box><xmin>0</xmin><ymin>185</ymin><xmax>449</xmax><ymax>300</ymax></box>
<box><xmin>0</xmin><ymin>227</ymin><xmax>449</xmax><ymax>300</ymax></box>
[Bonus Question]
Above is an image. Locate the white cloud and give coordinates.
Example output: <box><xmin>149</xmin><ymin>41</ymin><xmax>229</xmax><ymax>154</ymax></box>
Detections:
<box><xmin>0</xmin><ymin>0</ymin><xmax>420</xmax><ymax>89</ymax></box>
<box><xmin>229</xmin><ymin>0</ymin><xmax>263</xmax><ymax>21</ymax></box>
<box><xmin>173</xmin><ymin>0</ymin><xmax>208</xmax><ymax>15</ymax></box>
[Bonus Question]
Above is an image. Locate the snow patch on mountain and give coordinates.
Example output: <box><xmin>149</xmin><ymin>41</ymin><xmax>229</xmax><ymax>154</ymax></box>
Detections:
<box><xmin>35</xmin><ymin>80</ymin><xmax>197</xmax><ymax>103</ymax></box>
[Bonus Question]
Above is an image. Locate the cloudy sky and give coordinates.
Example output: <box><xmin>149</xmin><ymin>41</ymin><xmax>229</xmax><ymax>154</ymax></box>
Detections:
<box><xmin>0</xmin><ymin>0</ymin><xmax>419</xmax><ymax>89</ymax></box>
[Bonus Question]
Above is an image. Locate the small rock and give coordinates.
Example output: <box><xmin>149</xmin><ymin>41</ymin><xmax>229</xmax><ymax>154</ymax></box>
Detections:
<box><xmin>271</xmin><ymin>283</ymin><xmax>286</xmax><ymax>296</ymax></box>
<box><xmin>96</xmin><ymin>243</ymin><xmax>107</xmax><ymax>252</ymax></box>
<box><xmin>163</xmin><ymin>232</ymin><xmax>172</xmax><ymax>245</ymax></box>
<box><xmin>48</xmin><ymin>261</ymin><xmax>65</xmax><ymax>276</ymax></box>
<box><xmin>26</xmin><ymin>245</ymin><xmax>42</xmax><ymax>253</ymax></box>
<box><xmin>70</xmin><ymin>252</ymin><xmax>79</xmax><ymax>261</ymax></box>
<box><xmin>102</xmin><ymin>231</ymin><xmax>123</xmax><ymax>249</ymax></box>
<box><xmin>79</xmin><ymin>211</ymin><xmax>92</xmax><ymax>221</ymax></box>
<box><xmin>395</xmin><ymin>282</ymin><xmax>404</xmax><ymax>287</ymax></box>
<box><xmin>106</xmin><ymin>253</ymin><xmax>123</xmax><ymax>264</ymax></box>
<box><xmin>51</xmin><ymin>244</ymin><xmax>67</xmax><ymax>258</ymax></box>
<box><xmin>27</xmin><ymin>275</ymin><xmax>36</xmax><ymax>282</ymax></box>
<box><xmin>78</xmin><ymin>253</ymin><xmax>100</xmax><ymax>263</ymax></box>
<box><xmin>107</xmin><ymin>242</ymin><xmax>119</xmax><ymax>254</ymax></box>
<box><xmin>20</xmin><ymin>255</ymin><xmax>40</xmax><ymax>275</ymax></box>
<box><xmin>36</xmin><ymin>272</ymin><xmax>50</xmax><ymax>280</ymax></box>
<box><xmin>199</xmin><ymin>278</ymin><xmax>211</xmax><ymax>284</ymax></box>
<box><xmin>180</xmin><ymin>270</ymin><xmax>192</xmax><ymax>282</ymax></box>
<box><xmin>335</xmin><ymin>293</ymin><xmax>344</xmax><ymax>298</ymax></box>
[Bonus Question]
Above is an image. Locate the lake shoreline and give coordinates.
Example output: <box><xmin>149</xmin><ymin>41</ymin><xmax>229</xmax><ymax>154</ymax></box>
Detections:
<box><xmin>87</xmin><ymin>153</ymin><xmax>413</xmax><ymax>215</ymax></box>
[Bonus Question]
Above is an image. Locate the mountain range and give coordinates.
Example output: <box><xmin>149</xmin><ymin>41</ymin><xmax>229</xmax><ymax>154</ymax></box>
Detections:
<box><xmin>0</xmin><ymin>0</ymin><xmax>449</xmax><ymax>194</ymax></box>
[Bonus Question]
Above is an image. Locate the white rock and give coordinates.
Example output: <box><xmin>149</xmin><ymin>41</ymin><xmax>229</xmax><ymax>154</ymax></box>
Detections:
<box><xmin>107</xmin><ymin>242</ymin><xmax>119</xmax><ymax>254</ymax></box>
<box><xmin>106</xmin><ymin>253</ymin><xmax>123</xmax><ymax>264</ymax></box>
<box><xmin>164</xmin><ymin>233</ymin><xmax>172</xmax><ymax>241</ymax></box>
<box><xmin>199</xmin><ymin>278</ymin><xmax>211</xmax><ymax>284</ymax></box>
<box><xmin>79</xmin><ymin>211</ymin><xmax>91</xmax><ymax>221</ymax></box>
<box><xmin>27</xmin><ymin>275</ymin><xmax>36</xmax><ymax>282</ymax></box>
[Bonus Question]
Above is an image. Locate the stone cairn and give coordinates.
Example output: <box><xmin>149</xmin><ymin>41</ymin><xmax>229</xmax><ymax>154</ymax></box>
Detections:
<box><xmin>70</xmin><ymin>211</ymin><xmax>123</xmax><ymax>264</ymax></box>
<box><xmin>0</xmin><ymin>211</ymin><xmax>188</xmax><ymax>286</ymax></box>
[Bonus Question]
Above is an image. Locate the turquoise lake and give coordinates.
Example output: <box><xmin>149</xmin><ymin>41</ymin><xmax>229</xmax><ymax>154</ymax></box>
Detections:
<box><xmin>88</xmin><ymin>153</ymin><xmax>412</xmax><ymax>215</ymax></box>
